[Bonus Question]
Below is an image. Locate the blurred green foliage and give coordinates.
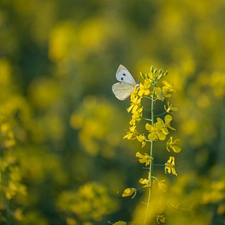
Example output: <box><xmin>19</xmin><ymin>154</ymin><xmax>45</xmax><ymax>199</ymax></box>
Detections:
<box><xmin>0</xmin><ymin>0</ymin><xmax>225</xmax><ymax>224</ymax></box>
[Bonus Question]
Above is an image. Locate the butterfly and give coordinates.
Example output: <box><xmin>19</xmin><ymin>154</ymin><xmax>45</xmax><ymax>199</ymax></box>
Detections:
<box><xmin>112</xmin><ymin>65</ymin><xmax>138</xmax><ymax>100</ymax></box>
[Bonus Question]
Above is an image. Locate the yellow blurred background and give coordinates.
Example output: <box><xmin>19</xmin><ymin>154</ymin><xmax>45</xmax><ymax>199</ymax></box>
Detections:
<box><xmin>0</xmin><ymin>0</ymin><xmax>225</xmax><ymax>224</ymax></box>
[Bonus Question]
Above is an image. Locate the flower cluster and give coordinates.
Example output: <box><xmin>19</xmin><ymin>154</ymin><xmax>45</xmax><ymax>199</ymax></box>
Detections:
<box><xmin>123</xmin><ymin>67</ymin><xmax>180</xmax><ymax>155</ymax></box>
<box><xmin>145</xmin><ymin>115</ymin><xmax>175</xmax><ymax>141</ymax></box>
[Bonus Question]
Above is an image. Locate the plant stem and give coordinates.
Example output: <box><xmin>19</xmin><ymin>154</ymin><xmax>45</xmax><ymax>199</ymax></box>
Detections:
<box><xmin>143</xmin><ymin>91</ymin><xmax>155</xmax><ymax>224</ymax></box>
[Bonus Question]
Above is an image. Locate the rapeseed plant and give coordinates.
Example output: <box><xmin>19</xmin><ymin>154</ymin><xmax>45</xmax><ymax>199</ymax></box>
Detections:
<box><xmin>110</xmin><ymin>65</ymin><xmax>181</xmax><ymax>225</ymax></box>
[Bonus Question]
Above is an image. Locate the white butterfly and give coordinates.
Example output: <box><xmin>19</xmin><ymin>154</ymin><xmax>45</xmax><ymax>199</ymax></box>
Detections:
<box><xmin>112</xmin><ymin>65</ymin><xmax>138</xmax><ymax>100</ymax></box>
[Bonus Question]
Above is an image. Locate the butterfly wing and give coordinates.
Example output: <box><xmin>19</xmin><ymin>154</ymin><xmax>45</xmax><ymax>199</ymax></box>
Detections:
<box><xmin>112</xmin><ymin>82</ymin><xmax>135</xmax><ymax>100</ymax></box>
<box><xmin>116</xmin><ymin>65</ymin><xmax>136</xmax><ymax>85</ymax></box>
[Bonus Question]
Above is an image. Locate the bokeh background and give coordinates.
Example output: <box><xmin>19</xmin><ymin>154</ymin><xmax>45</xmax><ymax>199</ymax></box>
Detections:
<box><xmin>0</xmin><ymin>0</ymin><xmax>225</xmax><ymax>224</ymax></box>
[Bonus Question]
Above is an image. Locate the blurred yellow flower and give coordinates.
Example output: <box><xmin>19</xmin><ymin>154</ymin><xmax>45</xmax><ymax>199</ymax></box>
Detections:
<box><xmin>158</xmin><ymin>180</ymin><xmax>168</xmax><ymax>192</ymax></box>
<box><xmin>66</xmin><ymin>217</ymin><xmax>77</xmax><ymax>225</ymax></box>
<box><xmin>217</xmin><ymin>204</ymin><xmax>225</xmax><ymax>215</ymax></box>
<box><xmin>14</xmin><ymin>208</ymin><xmax>23</xmax><ymax>221</ymax></box>
<box><xmin>0</xmin><ymin>59</ymin><xmax>12</xmax><ymax>85</ymax></box>
<box><xmin>57</xmin><ymin>182</ymin><xmax>117</xmax><ymax>221</ymax></box>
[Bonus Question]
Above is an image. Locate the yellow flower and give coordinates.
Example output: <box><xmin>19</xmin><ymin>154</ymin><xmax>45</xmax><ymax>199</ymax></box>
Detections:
<box><xmin>162</xmin><ymin>81</ymin><xmax>175</xmax><ymax>98</ymax></box>
<box><xmin>139</xmin><ymin>172</ymin><xmax>151</xmax><ymax>187</ymax></box>
<box><xmin>165</xmin><ymin>156</ymin><xmax>177</xmax><ymax>176</ymax></box>
<box><xmin>155</xmin><ymin>117</ymin><xmax>169</xmax><ymax>140</ymax></box>
<box><xmin>136</xmin><ymin>152</ymin><xmax>153</xmax><ymax>166</ymax></box>
<box><xmin>139</xmin><ymin>178</ymin><xmax>150</xmax><ymax>187</ymax></box>
<box><xmin>122</xmin><ymin>188</ymin><xmax>137</xmax><ymax>199</ymax></box>
<box><xmin>129</xmin><ymin>107</ymin><xmax>143</xmax><ymax>125</ymax></box>
<box><xmin>127</xmin><ymin>95</ymin><xmax>141</xmax><ymax>114</ymax></box>
<box><xmin>123</xmin><ymin>126</ymin><xmax>137</xmax><ymax>140</ymax></box>
<box><xmin>164</xmin><ymin>115</ymin><xmax>176</xmax><ymax>131</ymax></box>
<box><xmin>145</xmin><ymin>123</ymin><xmax>158</xmax><ymax>141</ymax></box>
<box><xmin>164</xmin><ymin>102</ymin><xmax>178</xmax><ymax>113</ymax></box>
<box><xmin>138</xmin><ymin>79</ymin><xmax>151</xmax><ymax>97</ymax></box>
<box><xmin>145</xmin><ymin>115</ymin><xmax>174</xmax><ymax>141</ymax></box>
<box><xmin>136</xmin><ymin>134</ymin><xmax>147</xmax><ymax>147</ymax></box>
<box><xmin>166</xmin><ymin>136</ymin><xmax>181</xmax><ymax>153</ymax></box>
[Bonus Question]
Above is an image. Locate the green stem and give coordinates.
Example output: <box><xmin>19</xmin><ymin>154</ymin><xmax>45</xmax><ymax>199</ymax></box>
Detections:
<box><xmin>143</xmin><ymin>92</ymin><xmax>155</xmax><ymax>224</ymax></box>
